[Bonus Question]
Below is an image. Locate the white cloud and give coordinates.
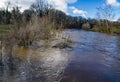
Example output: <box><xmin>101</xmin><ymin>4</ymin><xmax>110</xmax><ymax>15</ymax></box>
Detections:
<box><xmin>69</xmin><ymin>6</ymin><xmax>87</xmax><ymax>17</ymax></box>
<box><xmin>107</xmin><ymin>0</ymin><xmax>120</xmax><ymax>7</ymax></box>
<box><xmin>0</xmin><ymin>0</ymin><xmax>35</xmax><ymax>11</ymax></box>
<box><xmin>0</xmin><ymin>0</ymin><xmax>77</xmax><ymax>14</ymax></box>
<box><xmin>47</xmin><ymin>0</ymin><xmax>77</xmax><ymax>14</ymax></box>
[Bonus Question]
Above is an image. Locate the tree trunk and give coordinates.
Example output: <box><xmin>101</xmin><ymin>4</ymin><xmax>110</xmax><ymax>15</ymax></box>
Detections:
<box><xmin>0</xmin><ymin>38</ymin><xmax>3</xmax><ymax>66</ymax></box>
<box><xmin>106</xmin><ymin>20</ymin><xmax>109</xmax><ymax>33</ymax></box>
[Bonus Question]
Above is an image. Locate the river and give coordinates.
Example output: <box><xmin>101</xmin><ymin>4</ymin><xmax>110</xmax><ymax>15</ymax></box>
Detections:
<box><xmin>0</xmin><ymin>29</ymin><xmax>120</xmax><ymax>82</ymax></box>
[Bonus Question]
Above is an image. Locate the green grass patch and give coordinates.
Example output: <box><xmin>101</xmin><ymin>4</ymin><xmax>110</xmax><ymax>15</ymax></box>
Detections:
<box><xmin>91</xmin><ymin>27</ymin><xmax>120</xmax><ymax>35</ymax></box>
<box><xmin>0</xmin><ymin>24</ymin><xmax>11</xmax><ymax>34</ymax></box>
<box><xmin>110</xmin><ymin>28</ymin><xmax>120</xmax><ymax>35</ymax></box>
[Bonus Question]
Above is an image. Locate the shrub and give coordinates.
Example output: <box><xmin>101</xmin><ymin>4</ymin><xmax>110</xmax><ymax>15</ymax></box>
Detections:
<box><xmin>10</xmin><ymin>15</ymin><xmax>56</xmax><ymax>47</ymax></box>
<box><xmin>82</xmin><ymin>22</ymin><xmax>90</xmax><ymax>30</ymax></box>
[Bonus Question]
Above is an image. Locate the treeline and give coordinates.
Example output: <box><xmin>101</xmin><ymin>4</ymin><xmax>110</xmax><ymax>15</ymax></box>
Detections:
<box><xmin>0</xmin><ymin>8</ymin><xmax>120</xmax><ymax>29</ymax></box>
<box><xmin>0</xmin><ymin>7</ymin><xmax>87</xmax><ymax>29</ymax></box>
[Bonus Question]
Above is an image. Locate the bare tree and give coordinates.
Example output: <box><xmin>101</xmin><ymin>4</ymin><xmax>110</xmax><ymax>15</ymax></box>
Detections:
<box><xmin>96</xmin><ymin>5</ymin><xmax>115</xmax><ymax>32</ymax></box>
<box><xmin>30</xmin><ymin>0</ymin><xmax>52</xmax><ymax>17</ymax></box>
<box><xmin>11</xmin><ymin>6</ymin><xmax>22</xmax><ymax>24</ymax></box>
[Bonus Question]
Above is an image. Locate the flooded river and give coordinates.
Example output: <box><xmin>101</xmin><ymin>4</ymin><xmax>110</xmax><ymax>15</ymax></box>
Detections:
<box><xmin>1</xmin><ymin>30</ymin><xmax>120</xmax><ymax>82</ymax></box>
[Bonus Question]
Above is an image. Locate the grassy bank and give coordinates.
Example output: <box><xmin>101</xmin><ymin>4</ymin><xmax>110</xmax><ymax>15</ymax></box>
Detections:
<box><xmin>90</xmin><ymin>27</ymin><xmax>120</xmax><ymax>35</ymax></box>
<box><xmin>82</xmin><ymin>24</ymin><xmax>120</xmax><ymax>35</ymax></box>
<box><xmin>0</xmin><ymin>24</ymin><xmax>10</xmax><ymax>34</ymax></box>
<box><xmin>1</xmin><ymin>23</ymin><xmax>120</xmax><ymax>38</ymax></box>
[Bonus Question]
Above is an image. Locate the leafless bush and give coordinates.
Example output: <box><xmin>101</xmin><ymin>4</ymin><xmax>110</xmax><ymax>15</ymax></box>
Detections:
<box><xmin>10</xmin><ymin>14</ymin><xmax>55</xmax><ymax>47</ymax></box>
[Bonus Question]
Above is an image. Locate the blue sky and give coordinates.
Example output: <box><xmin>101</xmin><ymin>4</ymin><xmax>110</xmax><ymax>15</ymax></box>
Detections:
<box><xmin>68</xmin><ymin>0</ymin><xmax>105</xmax><ymax>17</ymax></box>
<box><xmin>68</xmin><ymin>0</ymin><xmax>120</xmax><ymax>19</ymax></box>
<box><xmin>0</xmin><ymin>0</ymin><xmax>120</xmax><ymax>20</ymax></box>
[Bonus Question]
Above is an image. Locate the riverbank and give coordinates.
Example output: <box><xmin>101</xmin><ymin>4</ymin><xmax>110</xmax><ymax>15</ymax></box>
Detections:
<box><xmin>83</xmin><ymin>26</ymin><xmax>120</xmax><ymax>35</ymax></box>
<box><xmin>1</xmin><ymin>24</ymin><xmax>120</xmax><ymax>38</ymax></box>
<box><xmin>94</xmin><ymin>28</ymin><xmax>120</xmax><ymax>35</ymax></box>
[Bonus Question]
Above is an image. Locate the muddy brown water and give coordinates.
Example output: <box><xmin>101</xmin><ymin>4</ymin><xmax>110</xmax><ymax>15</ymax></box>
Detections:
<box><xmin>0</xmin><ymin>30</ymin><xmax>120</xmax><ymax>82</ymax></box>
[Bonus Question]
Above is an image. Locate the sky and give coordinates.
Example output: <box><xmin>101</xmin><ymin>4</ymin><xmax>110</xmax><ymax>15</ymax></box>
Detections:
<box><xmin>0</xmin><ymin>0</ymin><xmax>120</xmax><ymax>20</ymax></box>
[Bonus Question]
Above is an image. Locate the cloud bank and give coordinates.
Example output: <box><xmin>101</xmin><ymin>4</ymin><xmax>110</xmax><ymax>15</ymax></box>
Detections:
<box><xmin>0</xmin><ymin>0</ymin><xmax>77</xmax><ymax>13</ymax></box>
<box><xmin>69</xmin><ymin>6</ymin><xmax>87</xmax><ymax>17</ymax></box>
<box><xmin>107</xmin><ymin>0</ymin><xmax>120</xmax><ymax>7</ymax></box>
<box><xmin>0</xmin><ymin>0</ymin><xmax>35</xmax><ymax>11</ymax></box>
<box><xmin>47</xmin><ymin>0</ymin><xmax>77</xmax><ymax>14</ymax></box>
<box><xmin>1</xmin><ymin>0</ymin><xmax>119</xmax><ymax>17</ymax></box>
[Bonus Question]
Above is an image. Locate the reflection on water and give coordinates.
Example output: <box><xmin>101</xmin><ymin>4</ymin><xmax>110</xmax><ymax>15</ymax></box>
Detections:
<box><xmin>1</xmin><ymin>29</ymin><xmax>120</xmax><ymax>82</ymax></box>
<box><xmin>0</xmin><ymin>45</ymin><xmax>69</xmax><ymax>82</ymax></box>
